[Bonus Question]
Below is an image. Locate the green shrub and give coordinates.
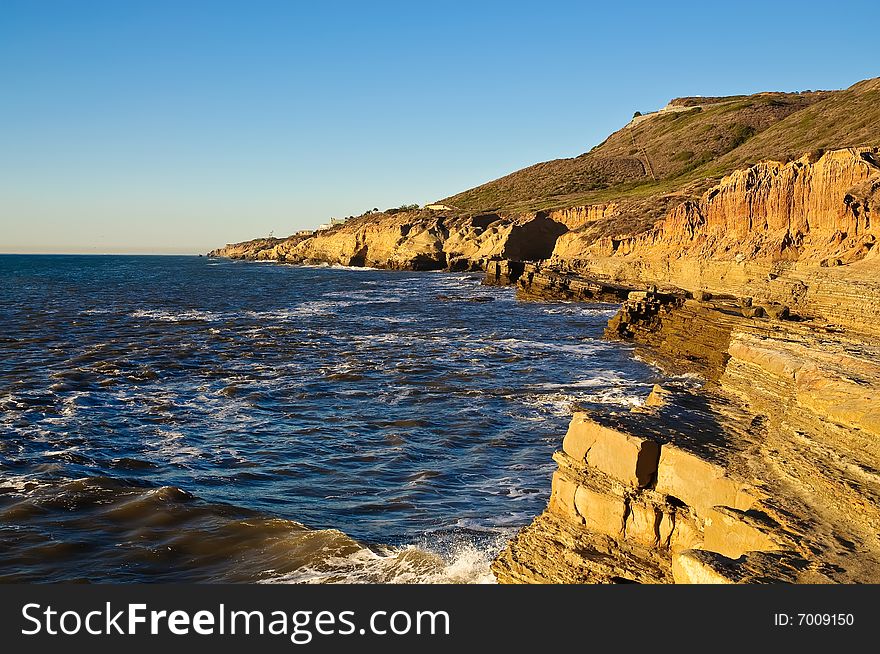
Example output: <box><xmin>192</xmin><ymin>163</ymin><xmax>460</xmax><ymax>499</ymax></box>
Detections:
<box><xmin>730</xmin><ymin>123</ymin><xmax>756</xmax><ymax>148</ymax></box>
<box><xmin>385</xmin><ymin>203</ymin><xmax>420</xmax><ymax>215</ymax></box>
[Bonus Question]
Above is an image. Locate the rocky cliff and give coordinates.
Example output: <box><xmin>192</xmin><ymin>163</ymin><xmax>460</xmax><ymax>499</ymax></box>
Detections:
<box><xmin>212</xmin><ymin>148</ymin><xmax>879</xmax><ymax>335</ymax></box>
<box><xmin>209</xmin><ymin>211</ymin><xmax>567</xmax><ymax>271</ymax></box>
<box><xmin>494</xmin><ymin>292</ymin><xmax>880</xmax><ymax>583</ymax></box>
<box><xmin>493</xmin><ymin>146</ymin><xmax>880</xmax><ymax>582</ymax></box>
<box><xmin>548</xmin><ymin>147</ymin><xmax>880</xmax><ymax>334</ymax></box>
<box><xmin>211</xmin><ymin>78</ymin><xmax>880</xmax><ymax>583</ymax></box>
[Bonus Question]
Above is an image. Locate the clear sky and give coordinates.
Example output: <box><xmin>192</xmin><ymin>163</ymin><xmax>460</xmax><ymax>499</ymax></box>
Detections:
<box><xmin>1</xmin><ymin>0</ymin><xmax>877</xmax><ymax>254</ymax></box>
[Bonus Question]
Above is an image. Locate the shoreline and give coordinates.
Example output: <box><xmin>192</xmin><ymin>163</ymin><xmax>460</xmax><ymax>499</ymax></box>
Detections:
<box><xmin>207</xmin><ymin>145</ymin><xmax>880</xmax><ymax>583</ymax></box>
<box><xmin>492</xmin><ymin>265</ymin><xmax>880</xmax><ymax>583</ymax></box>
<box><xmin>208</xmin><ymin>252</ymin><xmax>880</xmax><ymax>583</ymax></box>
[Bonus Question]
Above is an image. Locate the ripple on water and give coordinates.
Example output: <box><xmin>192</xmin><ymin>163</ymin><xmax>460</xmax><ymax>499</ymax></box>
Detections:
<box><xmin>0</xmin><ymin>256</ymin><xmax>663</xmax><ymax>582</ymax></box>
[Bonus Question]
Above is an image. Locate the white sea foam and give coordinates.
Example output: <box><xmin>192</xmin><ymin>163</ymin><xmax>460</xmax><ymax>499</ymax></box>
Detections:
<box><xmin>242</xmin><ymin>300</ymin><xmax>356</xmax><ymax>320</ymax></box>
<box><xmin>542</xmin><ymin>306</ymin><xmax>617</xmax><ymax>317</ymax></box>
<box><xmin>518</xmin><ymin>378</ymin><xmax>650</xmax><ymax>417</ymax></box>
<box><xmin>322</xmin><ymin>289</ymin><xmax>402</xmax><ymax>304</ymax></box>
<box><xmin>492</xmin><ymin>337</ymin><xmax>606</xmax><ymax>357</ymax></box>
<box><xmin>329</xmin><ymin>263</ymin><xmax>379</xmax><ymax>271</ymax></box>
<box><xmin>263</xmin><ymin>538</ymin><xmax>501</xmax><ymax>585</ymax></box>
<box><xmin>130</xmin><ymin>309</ymin><xmax>222</xmax><ymax>322</ymax></box>
<box><xmin>361</xmin><ymin>316</ymin><xmax>412</xmax><ymax>324</ymax></box>
<box><xmin>59</xmin><ymin>391</ymin><xmax>89</xmax><ymax>418</ymax></box>
<box><xmin>143</xmin><ymin>429</ymin><xmax>206</xmax><ymax>466</ymax></box>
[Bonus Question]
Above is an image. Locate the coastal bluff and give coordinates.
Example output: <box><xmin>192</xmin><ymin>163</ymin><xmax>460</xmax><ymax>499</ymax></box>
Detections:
<box><xmin>211</xmin><ymin>146</ymin><xmax>880</xmax><ymax>583</ymax></box>
<box><xmin>212</xmin><ymin>147</ymin><xmax>880</xmax><ymax>338</ymax></box>
<box><xmin>211</xmin><ymin>77</ymin><xmax>880</xmax><ymax>583</ymax></box>
<box><xmin>209</xmin><ymin>211</ymin><xmax>567</xmax><ymax>271</ymax></box>
<box><xmin>494</xmin><ymin>292</ymin><xmax>880</xmax><ymax>583</ymax></box>
<box><xmin>491</xmin><ymin>147</ymin><xmax>880</xmax><ymax>583</ymax></box>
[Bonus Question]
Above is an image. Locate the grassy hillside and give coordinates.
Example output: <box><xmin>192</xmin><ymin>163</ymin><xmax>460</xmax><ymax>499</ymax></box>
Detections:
<box><xmin>442</xmin><ymin>78</ymin><xmax>880</xmax><ymax>214</ymax></box>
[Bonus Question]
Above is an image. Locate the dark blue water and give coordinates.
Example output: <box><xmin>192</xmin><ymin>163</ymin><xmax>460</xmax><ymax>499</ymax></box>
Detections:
<box><xmin>0</xmin><ymin>255</ymin><xmax>661</xmax><ymax>582</ymax></box>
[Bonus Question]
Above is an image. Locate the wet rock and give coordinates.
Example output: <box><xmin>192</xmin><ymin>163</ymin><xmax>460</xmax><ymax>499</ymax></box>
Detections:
<box><xmin>644</xmin><ymin>384</ymin><xmax>670</xmax><ymax>407</ymax></box>
<box><xmin>483</xmin><ymin>259</ymin><xmax>525</xmax><ymax>285</ymax></box>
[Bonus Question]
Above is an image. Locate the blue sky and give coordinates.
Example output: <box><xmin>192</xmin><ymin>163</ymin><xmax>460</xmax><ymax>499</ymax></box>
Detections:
<box><xmin>1</xmin><ymin>0</ymin><xmax>877</xmax><ymax>253</ymax></box>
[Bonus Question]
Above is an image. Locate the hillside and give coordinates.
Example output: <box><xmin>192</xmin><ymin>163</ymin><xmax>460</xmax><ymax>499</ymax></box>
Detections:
<box><xmin>212</xmin><ymin>76</ymin><xmax>880</xmax><ymax>283</ymax></box>
<box><xmin>442</xmin><ymin>78</ymin><xmax>880</xmax><ymax>214</ymax></box>
<box><xmin>210</xmin><ymin>76</ymin><xmax>880</xmax><ymax>586</ymax></box>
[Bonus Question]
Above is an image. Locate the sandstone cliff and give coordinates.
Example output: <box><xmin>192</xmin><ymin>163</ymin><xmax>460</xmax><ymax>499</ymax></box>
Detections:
<box><xmin>210</xmin><ymin>211</ymin><xmax>567</xmax><ymax>271</ymax></box>
<box><xmin>494</xmin><ymin>292</ymin><xmax>880</xmax><ymax>584</ymax></box>
<box><xmin>548</xmin><ymin>147</ymin><xmax>880</xmax><ymax>334</ymax></box>
<box><xmin>210</xmin><ymin>78</ymin><xmax>880</xmax><ymax>584</ymax></box>
<box><xmin>495</xmin><ymin>147</ymin><xmax>880</xmax><ymax>582</ymax></box>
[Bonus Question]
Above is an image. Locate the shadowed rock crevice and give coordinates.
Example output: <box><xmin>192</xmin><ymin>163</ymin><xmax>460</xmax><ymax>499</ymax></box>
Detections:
<box><xmin>500</xmin><ymin>216</ymin><xmax>568</xmax><ymax>261</ymax></box>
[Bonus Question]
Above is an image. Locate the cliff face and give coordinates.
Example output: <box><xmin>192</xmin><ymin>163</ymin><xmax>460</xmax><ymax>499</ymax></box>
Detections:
<box><xmin>549</xmin><ymin>148</ymin><xmax>880</xmax><ymax>334</ymax></box>
<box><xmin>494</xmin><ymin>294</ymin><xmax>880</xmax><ymax>584</ymax></box>
<box><xmin>209</xmin><ymin>79</ymin><xmax>880</xmax><ymax>584</ymax></box>
<box><xmin>210</xmin><ymin>212</ymin><xmax>568</xmax><ymax>271</ymax></box>
<box><xmin>489</xmin><ymin>146</ymin><xmax>880</xmax><ymax>584</ymax></box>
<box><xmin>554</xmin><ymin>147</ymin><xmax>879</xmax><ymax>262</ymax></box>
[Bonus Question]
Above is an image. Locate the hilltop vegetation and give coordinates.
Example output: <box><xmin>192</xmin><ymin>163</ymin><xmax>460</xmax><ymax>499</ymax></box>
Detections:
<box><xmin>441</xmin><ymin>78</ymin><xmax>880</xmax><ymax>214</ymax></box>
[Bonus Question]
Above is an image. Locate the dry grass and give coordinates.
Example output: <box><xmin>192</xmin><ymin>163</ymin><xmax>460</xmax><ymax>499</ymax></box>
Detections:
<box><xmin>441</xmin><ymin>79</ymin><xmax>879</xmax><ymax>220</ymax></box>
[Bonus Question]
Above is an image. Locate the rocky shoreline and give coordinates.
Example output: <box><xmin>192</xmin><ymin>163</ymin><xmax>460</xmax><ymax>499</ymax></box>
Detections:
<box><xmin>492</xmin><ymin>276</ymin><xmax>880</xmax><ymax>583</ymax></box>
<box><xmin>211</xmin><ymin>145</ymin><xmax>880</xmax><ymax>583</ymax></box>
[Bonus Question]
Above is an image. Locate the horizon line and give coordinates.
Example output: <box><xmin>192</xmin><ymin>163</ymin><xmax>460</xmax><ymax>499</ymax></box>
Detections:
<box><xmin>0</xmin><ymin>251</ymin><xmax>207</xmax><ymax>256</ymax></box>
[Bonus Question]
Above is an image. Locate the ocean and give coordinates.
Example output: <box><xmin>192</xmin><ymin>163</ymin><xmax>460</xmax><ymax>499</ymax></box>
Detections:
<box><xmin>0</xmin><ymin>255</ymin><xmax>662</xmax><ymax>582</ymax></box>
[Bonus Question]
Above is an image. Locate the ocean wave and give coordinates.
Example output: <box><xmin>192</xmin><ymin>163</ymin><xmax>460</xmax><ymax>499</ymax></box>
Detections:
<box><xmin>542</xmin><ymin>305</ymin><xmax>617</xmax><ymax>317</ymax></box>
<box><xmin>264</xmin><ymin>538</ymin><xmax>499</xmax><ymax>584</ymax></box>
<box><xmin>329</xmin><ymin>263</ymin><xmax>379</xmax><ymax>271</ymax></box>
<box><xmin>130</xmin><ymin>308</ymin><xmax>223</xmax><ymax>322</ymax></box>
<box><xmin>142</xmin><ymin>429</ymin><xmax>206</xmax><ymax>467</ymax></box>
<box><xmin>0</xmin><ymin>475</ymin><xmax>502</xmax><ymax>584</ymax></box>
<box><xmin>2</xmin><ymin>257</ymin><xmax>666</xmax><ymax>583</ymax></box>
<box><xmin>322</xmin><ymin>289</ymin><xmax>402</xmax><ymax>303</ymax></box>
<box><xmin>518</xmin><ymin>383</ymin><xmax>649</xmax><ymax>417</ymax></box>
<box><xmin>490</xmin><ymin>337</ymin><xmax>607</xmax><ymax>357</ymax></box>
<box><xmin>361</xmin><ymin>316</ymin><xmax>412</xmax><ymax>324</ymax></box>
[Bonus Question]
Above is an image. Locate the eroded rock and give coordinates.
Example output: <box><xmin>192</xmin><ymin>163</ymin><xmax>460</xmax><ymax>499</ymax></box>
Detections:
<box><xmin>656</xmin><ymin>445</ymin><xmax>755</xmax><ymax>515</ymax></box>
<box><xmin>562</xmin><ymin>414</ymin><xmax>660</xmax><ymax>487</ymax></box>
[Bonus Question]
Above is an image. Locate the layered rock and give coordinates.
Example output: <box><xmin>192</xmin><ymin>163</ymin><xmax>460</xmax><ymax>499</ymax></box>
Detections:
<box><xmin>549</xmin><ymin>148</ymin><xmax>880</xmax><ymax>334</ymax></box>
<box><xmin>210</xmin><ymin>211</ymin><xmax>568</xmax><ymax>271</ymax></box>
<box><xmin>509</xmin><ymin>262</ymin><xmax>634</xmax><ymax>302</ymax></box>
<box><xmin>492</xmin><ymin>391</ymin><xmax>803</xmax><ymax>583</ymax></box>
<box><xmin>544</xmin><ymin>204</ymin><xmax>619</xmax><ymax>230</ymax></box>
<box><xmin>494</xmin><ymin>291</ymin><xmax>880</xmax><ymax>583</ymax></box>
<box><xmin>211</xmin><ymin>148</ymin><xmax>879</xmax><ymax>335</ymax></box>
